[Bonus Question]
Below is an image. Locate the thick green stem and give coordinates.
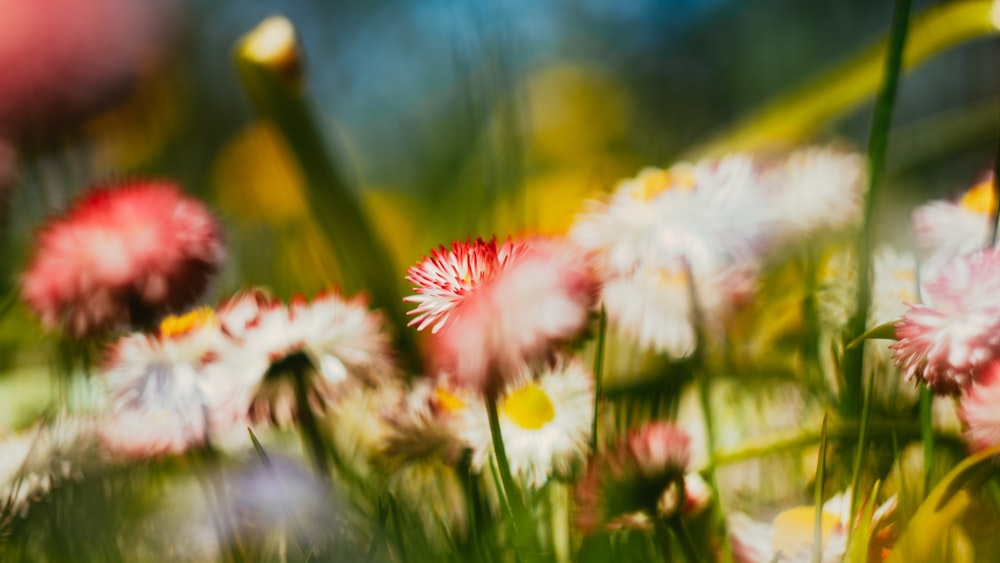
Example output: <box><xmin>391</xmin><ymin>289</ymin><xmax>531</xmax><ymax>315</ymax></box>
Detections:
<box><xmin>233</xmin><ymin>17</ymin><xmax>418</xmax><ymax>369</ymax></box>
<box><xmin>842</xmin><ymin>0</ymin><xmax>912</xmax><ymax>418</ymax></box>
<box><xmin>291</xmin><ymin>363</ymin><xmax>331</xmax><ymax>481</ymax></box>
<box><xmin>689</xmin><ymin>1</ymin><xmax>997</xmax><ymax>157</ymax></box>
<box><xmin>668</xmin><ymin>517</ymin><xmax>702</xmax><ymax>563</ymax></box>
<box><xmin>919</xmin><ymin>387</ymin><xmax>935</xmax><ymax>491</ymax></box>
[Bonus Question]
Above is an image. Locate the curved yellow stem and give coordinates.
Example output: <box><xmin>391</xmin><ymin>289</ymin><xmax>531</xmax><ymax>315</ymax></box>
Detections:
<box><xmin>688</xmin><ymin>1</ymin><xmax>999</xmax><ymax>158</ymax></box>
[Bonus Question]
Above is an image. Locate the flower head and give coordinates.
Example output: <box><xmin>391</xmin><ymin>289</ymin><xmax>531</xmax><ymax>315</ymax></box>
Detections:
<box><xmin>912</xmin><ymin>175</ymin><xmax>997</xmax><ymax>278</ymax></box>
<box><xmin>459</xmin><ymin>356</ymin><xmax>593</xmax><ymax>488</ymax></box>
<box><xmin>768</xmin><ymin>146</ymin><xmax>865</xmax><ymax>240</ymax></box>
<box><xmin>891</xmin><ymin>248</ymin><xmax>1000</xmax><ymax>394</ymax></box>
<box><xmin>98</xmin><ymin>307</ymin><xmax>240</xmax><ymax>458</ymax></box>
<box><xmin>0</xmin><ymin>0</ymin><xmax>178</xmax><ymax>137</ymax></box>
<box><xmin>21</xmin><ymin>180</ymin><xmax>225</xmax><ymax>338</ymax></box>
<box><xmin>959</xmin><ymin>360</ymin><xmax>1000</xmax><ymax>451</ymax></box>
<box><xmin>215</xmin><ymin>289</ymin><xmax>396</xmax><ymax>426</ymax></box>
<box><xmin>627</xmin><ymin>421</ymin><xmax>691</xmax><ymax>480</ymax></box>
<box><xmin>410</xmin><ymin>237</ymin><xmax>597</xmax><ymax>392</ymax></box>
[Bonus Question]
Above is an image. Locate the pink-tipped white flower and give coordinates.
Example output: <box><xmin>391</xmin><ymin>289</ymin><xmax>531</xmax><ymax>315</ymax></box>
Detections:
<box><xmin>216</xmin><ymin>289</ymin><xmax>396</xmax><ymax>426</ymax></box>
<box><xmin>409</xmin><ymin>237</ymin><xmax>597</xmax><ymax>392</ymax></box>
<box><xmin>404</xmin><ymin>237</ymin><xmax>529</xmax><ymax>333</ymax></box>
<box><xmin>891</xmin><ymin>248</ymin><xmax>1000</xmax><ymax>395</ymax></box>
<box><xmin>959</xmin><ymin>361</ymin><xmax>1000</xmax><ymax>451</ymax></box>
<box><xmin>912</xmin><ymin>175</ymin><xmax>996</xmax><ymax>278</ymax></box>
<box><xmin>0</xmin><ymin>0</ymin><xmax>178</xmax><ymax>137</ymax></box>
<box><xmin>627</xmin><ymin>421</ymin><xmax>692</xmax><ymax>479</ymax></box>
<box><xmin>21</xmin><ymin>180</ymin><xmax>225</xmax><ymax>338</ymax></box>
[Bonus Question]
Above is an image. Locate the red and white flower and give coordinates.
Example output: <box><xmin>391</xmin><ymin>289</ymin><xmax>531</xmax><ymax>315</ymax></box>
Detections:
<box><xmin>21</xmin><ymin>180</ymin><xmax>225</xmax><ymax>338</ymax></box>
<box><xmin>891</xmin><ymin>248</ymin><xmax>1000</xmax><ymax>394</ymax></box>
<box><xmin>959</xmin><ymin>360</ymin><xmax>1000</xmax><ymax>451</ymax></box>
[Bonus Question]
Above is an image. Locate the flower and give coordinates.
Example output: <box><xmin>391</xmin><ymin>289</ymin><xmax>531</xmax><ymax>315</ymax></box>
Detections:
<box><xmin>601</xmin><ymin>262</ymin><xmax>754</xmax><ymax>358</ymax></box>
<box><xmin>0</xmin><ymin>0</ymin><xmax>178</xmax><ymax>138</ymax></box>
<box><xmin>891</xmin><ymin>248</ymin><xmax>1000</xmax><ymax>394</ymax></box>
<box><xmin>408</xmin><ymin>236</ymin><xmax>597</xmax><ymax>392</ymax></box>
<box><xmin>98</xmin><ymin>307</ymin><xmax>241</xmax><ymax>458</ymax></box>
<box><xmin>571</xmin><ymin>156</ymin><xmax>774</xmax><ymax>277</ymax></box>
<box><xmin>768</xmin><ymin>146</ymin><xmax>865</xmax><ymax>240</ymax></box>
<box><xmin>21</xmin><ymin>180</ymin><xmax>225</xmax><ymax>338</ymax></box>
<box><xmin>959</xmin><ymin>360</ymin><xmax>1000</xmax><ymax>451</ymax></box>
<box><xmin>380</xmin><ymin>380</ymin><xmax>470</xmax><ymax>467</ymax></box>
<box><xmin>727</xmin><ymin>491</ymin><xmax>896</xmax><ymax>563</ymax></box>
<box><xmin>404</xmin><ymin>237</ymin><xmax>529</xmax><ymax>333</ymax></box>
<box><xmin>459</xmin><ymin>356</ymin><xmax>593</xmax><ymax>488</ymax></box>
<box><xmin>912</xmin><ymin>175</ymin><xmax>996</xmax><ymax>278</ymax></box>
<box><xmin>575</xmin><ymin>421</ymin><xmax>696</xmax><ymax>534</ymax></box>
<box><xmin>216</xmin><ymin>289</ymin><xmax>396</xmax><ymax>426</ymax></box>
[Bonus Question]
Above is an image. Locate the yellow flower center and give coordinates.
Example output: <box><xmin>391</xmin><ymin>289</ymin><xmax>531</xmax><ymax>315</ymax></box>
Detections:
<box><xmin>630</xmin><ymin>168</ymin><xmax>696</xmax><ymax>201</ymax></box>
<box><xmin>653</xmin><ymin>268</ymin><xmax>687</xmax><ymax>288</ymax></box>
<box><xmin>159</xmin><ymin>307</ymin><xmax>216</xmax><ymax>339</ymax></box>
<box><xmin>959</xmin><ymin>180</ymin><xmax>997</xmax><ymax>215</ymax></box>
<box><xmin>770</xmin><ymin>506</ymin><xmax>841</xmax><ymax>556</ymax></box>
<box><xmin>502</xmin><ymin>384</ymin><xmax>555</xmax><ymax>430</ymax></box>
<box><xmin>434</xmin><ymin>387</ymin><xmax>467</xmax><ymax>413</ymax></box>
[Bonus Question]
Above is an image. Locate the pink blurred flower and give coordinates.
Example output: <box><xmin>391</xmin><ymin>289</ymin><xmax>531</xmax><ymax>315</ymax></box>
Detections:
<box><xmin>628</xmin><ymin>421</ymin><xmax>692</xmax><ymax>479</ymax></box>
<box><xmin>959</xmin><ymin>360</ymin><xmax>1000</xmax><ymax>451</ymax></box>
<box><xmin>891</xmin><ymin>249</ymin><xmax>1000</xmax><ymax>395</ymax></box>
<box><xmin>408</xmin><ymin>237</ymin><xmax>597</xmax><ymax>393</ymax></box>
<box><xmin>0</xmin><ymin>0</ymin><xmax>178</xmax><ymax>137</ymax></box>
<box><xmin>21</xmin><ymin>180</ymin><xmax>225</xmax><ymax>338</ymax></box>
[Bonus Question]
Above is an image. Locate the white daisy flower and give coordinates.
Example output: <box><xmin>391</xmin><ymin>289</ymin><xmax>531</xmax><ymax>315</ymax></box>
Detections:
<box><xmin>601</xmin><ymin>263</ymin><xmax>755</xmax><ymax>359</ymax></box>
<box><xmin>460</xmin><ymin>356</ymin><xmax>593</xmax><ymax>488</ymax></box>
<box><xmin>99</xmin><ymin>307</ymin><xmax>242</xmax><ymax>458</ymax></box>
<box><xmin>572</xmin><ymin>156</ymin><xmax>774</xmax><ymax>277</ymax></box>
<box><xmin>728</xmin><ymin>491</ymin><xmax>896</xmax><ymax>563</ymax></box>
<box><xmin>912</xmin><ymin>175</ymin><xmax>996</xmax><ymax>278</ymax></box>
<box><xmin>768</xmin><ymin>146</ymin><xmax>865</xmax><ymax>241</ymax></box>
<box><xmin>380</xmin><ymin>379</ymin><xmax>470</xmax><ymax>466</ymax></box>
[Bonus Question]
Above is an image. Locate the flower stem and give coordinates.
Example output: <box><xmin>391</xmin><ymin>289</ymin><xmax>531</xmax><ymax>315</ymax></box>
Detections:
<box><xmin>919</xmin><ymin>387</ymin><xmax>935</xmax><ymax>491</ymax></box>
<box><xmin>591</xmin><ymin>306</ymin><xmax>607</xmax><ymax>454</ymax></box>
<box><xmin>689</xmin><ymin>1</ymin><xmax>996</xmax><ymax>157</ymax></box>
<box><xmin>814</xmin><ymin>414</ymin><xmax>829</xmax><ymax>563</ymax></box>
<box><xmin>842</xmin><ymin>0</ymin><xmax>912</xmax><ymax>418</ymax></box>
<box><xmin>669</xmin><ymin>517</ymin><xmax>702</xmax><ymax>563</ymax></box>
<box><xmin>291</xmin><ymin>363</ymin><xmax>331</xmax><ymax>481</ymax></box>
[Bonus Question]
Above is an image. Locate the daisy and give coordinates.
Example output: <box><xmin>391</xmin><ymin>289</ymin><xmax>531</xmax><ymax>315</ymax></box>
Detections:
<box><xmin>767</xmin><ymin>146</ymin><xmax>865</xmax><ymax>241</ymax></box>
<box><xmin>98</xmin><ymin>307</ymin><xmax>241</xmax><ymax>458</ymax></box>
<box><xmin>959</xmin><ymin>360</ymin><xmax>1000</xmax><ymax>451</ymax></box>
<box><xmin>601</xmin><ymin>262</ymin><xmax>755</xmax><ymax>359</ymax></box>
<box><xmin>912</xmin><ymin>174</ymin><xmax>997</xmax><ymax>278</ymax></box>
<box><xmin>380</xmin><ymin>379</ymin><xmax>470</xmax><ymax>467</ymax></box>
<box><xmin>216</xmin><ymin>289</ymin><xmax>396</xmax><ymax>426</ymax></box>
<box><xmin>571</xmin><ymin>156</ymin><xmax>774</xmax><ymax>277</ymax></box>
<box><xmin>891</xmin><ymin>248</ymin><xmax>1000</xmax><ymax>394</ymax></box>
<box><xmin>408</xmin><ymin>236</ymin><xmax>597</xmax><ymax>392</ymax></box>
<box><xmin>21</xmin><ymin>180</ymin><xmax>225</xmax><ymax>338</ymax></box>
<box><xmin>459</xmin><ymin>356</ymin><xmax>593</xmax><ymax>488</ymax></box>
<box><xmin>727</xmin><ymin>491</ymin><xmax>896</xmax><ymax>563</ymax></box>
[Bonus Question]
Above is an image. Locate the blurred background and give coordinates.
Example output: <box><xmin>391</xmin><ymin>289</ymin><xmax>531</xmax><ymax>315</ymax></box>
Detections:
<box><xmin>1</xmin><ymin>0</ymin><xmax>999</xmax><ymax>424</ymax></box>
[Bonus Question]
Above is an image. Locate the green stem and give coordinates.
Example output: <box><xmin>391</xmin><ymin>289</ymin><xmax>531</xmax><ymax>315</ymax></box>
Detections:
<box><xmin>668</xmin><ymin>517</ymin><xmax>702</xmax><ymax>563</ymax></box>
<box><xmin>689</xmin><ymin>1</ymin><xmax>997</xmax><ymax>157</ymax></box>
<box><xmin>591</xmin><ymin>306</ymin><xmax>607</xmax><ymax>453</ymax></box>
<box><xmin>848</xmin><ymin>363</ymin><xmax>878</xmax><ymax>524</ymax></box>
<box><xmin>842</xmin><ymin>0</ymin><xmax>912</xmax><ymax>418</ymax></box>
<box><xmin>919</xmin><ymin>387</ymin><xmax>935</xmax><ymax>491</ymax></box>
<box><xmin>291</xmin><ymin>364</ymin><xmax>331</xmax><ymax>481</ymax></box>
<box><xmin>813</xmin><ymin>415</ymin><xmax>829</xmax><ymax>563</ymax></box>
<box><xmin>991</xmin><ymin>100</ymin><xmax>1000</xmax><ymax>245</ymax></box>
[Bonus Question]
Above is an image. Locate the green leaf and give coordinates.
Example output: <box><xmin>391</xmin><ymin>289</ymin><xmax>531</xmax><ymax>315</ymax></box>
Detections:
<box><xmin>845</xmin><ymin>321</ymin><xmax>898</xmax><ymax>350</ymax></box>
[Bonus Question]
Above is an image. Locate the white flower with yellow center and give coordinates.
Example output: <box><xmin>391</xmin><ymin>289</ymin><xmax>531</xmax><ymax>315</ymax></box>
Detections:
<box><xmin>913</xmin><ymin>175</ymin><xmax>997</xmax><ymax>278</ymax></box>
<box><xmin>459</xmin><ymin>357</ymin><xmax>593</xmax><ymax>488</ymax></box>
<box><xmin>728</xmin><ymin>491</ymin><xmax>896</xmax><ymax>563</ymax></box>
<box><xmin>572</xmin><ymin>156</ymin><xmax>773</xmax><ymax>278</ymax></box>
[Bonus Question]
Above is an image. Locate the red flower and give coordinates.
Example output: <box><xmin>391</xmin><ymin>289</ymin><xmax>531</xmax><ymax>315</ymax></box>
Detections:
<box><xmin>21</xmin><ymin>180</ymin><xmax>225</xmax><ymax>337</ymax></box>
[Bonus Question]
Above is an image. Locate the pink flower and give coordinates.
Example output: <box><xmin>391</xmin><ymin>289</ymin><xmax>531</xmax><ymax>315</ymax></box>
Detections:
<box><xmin>0</xmin><ymin>0</ymin><xmax>178</xmax><ymax>137</ymax></box>
<box><xmin>21</xmin><ymin>180</ymin><xmax>225</xmax><ymax>338</ymax></box>
<box><xmin>960</xmin><ymin>361</ymin><xmax>1000</xmax><ymax>451</ymax></box>
<box><xmin>627</xmin><ymin>421</ymin><xmax>692</xmax><ymax>479</ymax></box>
<box><xmin>408</xmin><ymin>237</ymin><xmax>597</xmax><ymax>392</ymax></box>
<box><xmin>891</xmin><ymin>249</ymin><xmax>1000</xmax><ymax>395</ymax></box>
